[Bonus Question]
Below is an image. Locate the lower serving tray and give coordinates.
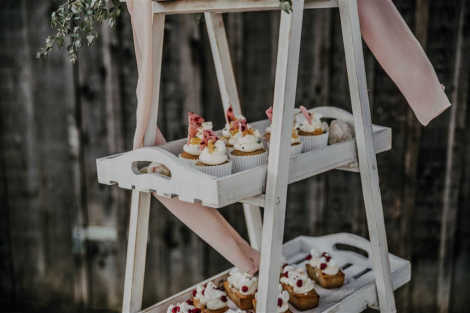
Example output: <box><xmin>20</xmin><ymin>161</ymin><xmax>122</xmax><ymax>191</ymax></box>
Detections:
<box><xmin>139</xmin><ymin>233</ymin><xmax>411</xmax><ymax>313</ymax></box>
<box><xmin>96</xmin><ymin>107</ymin><xmax>391</xmax><ymax>208</ymax></box>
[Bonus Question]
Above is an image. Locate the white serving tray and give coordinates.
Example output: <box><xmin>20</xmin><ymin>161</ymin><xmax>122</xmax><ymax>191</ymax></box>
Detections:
<box><xmin>96</xmin><ymin>107</ymin><xmax>391</xmax><ymax>208</ymax></box>
<box><xmin>139</xmin><ymin>233</ymin><xmax>410</xmax><ymax>313</ymax></box>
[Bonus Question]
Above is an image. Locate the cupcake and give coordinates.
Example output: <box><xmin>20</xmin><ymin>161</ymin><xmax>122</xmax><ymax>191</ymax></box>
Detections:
<box><xmin>222</xmin><ymin>106</ymin><xmax>246</xmax><ymax>149</ymax></box>
<box><xmin>192</xmin><ymin>281</ymin><xmax>229</xmax><ymax>313</ymax></box>
<box><xmin>223</xmin><ymin>268</ymin><xmax>258</xmax><ymax>310</ymax></box>
<box><xmin>305</xmin><ymin>249</ymin><xmax>345</xmax><ymax>289</ymax></box>
<box><xmin>280</xmin><ymin>265</ymin><xmax>319</xmax><ymax>310</ymax></box>
<box><xmin>179</xmin><ymin>112</ymin><xmax>207</xmax><ymax>163</ymax></box>
<box><xmin>195</xmin><ymin>130</ymin><xmax>232</xmax><ymax>177</ymax></box>
<box><xmin>230</xmin><ymin>120</ymin><xmax>268</xmax><ymax>173</ymax></box>
<box><xmin>264</xmin><ymin>106</ymin><xmax>303</xmax><ymax>156</ymax></box>
<box><xmin>295</xmin><ymin>106</ymin><xmax>329</xmax><ymax>152</ymax></box>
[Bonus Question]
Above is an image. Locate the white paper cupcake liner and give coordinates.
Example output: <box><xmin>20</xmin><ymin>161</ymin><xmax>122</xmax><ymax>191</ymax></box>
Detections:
<box><xmin>300</xmin><ymin>131</ymin><xmax>329</xmax><ymax>152</ymax></box>
<box><xmin>178</xmin><ymin>153</ymin><xmax>199</xmax><ymax>165</ymax></box>
<box><xmin>267</xmin><ymin>142</ymin><xmax>303</xmax><ymax>157</ymax></box>
<box><xmin>230</xmin><ymin>150</ymin><xmax>268</xmax><ymax>173</ymax></box>
<box><xmin>196</xmin><ymin>160</ymin><xmax>232</xmax><ymax>177</ymax></box>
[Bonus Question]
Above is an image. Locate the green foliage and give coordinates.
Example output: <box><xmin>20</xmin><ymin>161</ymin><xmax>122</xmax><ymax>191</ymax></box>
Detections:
<box><xmin>37</xmin><ymin>0</ymin><xmax>121</xmax><ymax>63</ymax></box>
<box><xmin>38</xmin><ymin>0</ymin><xmax>292</xmax><ymax>63</ymax></box>
<box><xmin>280</xmin><ymin>0</ymin><xmax>293</xmax><ymax>13</ymax></box>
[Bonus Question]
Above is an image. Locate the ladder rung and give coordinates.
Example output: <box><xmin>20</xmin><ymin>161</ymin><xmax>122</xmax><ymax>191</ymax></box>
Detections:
<box><xmin>149</xmin><ymin>0</ymin><xmax>339</xmax><ymax>15</ymax></box>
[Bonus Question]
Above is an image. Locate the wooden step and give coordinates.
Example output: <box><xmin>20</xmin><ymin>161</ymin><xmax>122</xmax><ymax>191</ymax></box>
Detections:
<box><xmin>138</xmin><ymin>233</ymin><xmax>410</xmax><ymax>313</ymax></box>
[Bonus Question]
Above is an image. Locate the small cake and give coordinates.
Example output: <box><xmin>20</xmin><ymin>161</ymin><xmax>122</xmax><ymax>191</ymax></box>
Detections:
<box><xmin>222</xmin><ymin>106</ymin><xmax>243</xmax><ymax>149</ymax></box>
<box><xmin>167</xmin><ymin>300</ymin><xmax>201</xmax><ymax>313</ymax></box>
<box><xmin>195</xmin><ymin>130</ymin><xmax>232</xmax><ymax>177</ymax></box>
<box><xmin>230</xmin><ymin>120</ymin><xmax>268</xmax><ymax>173</ymax></box>
<box><xmin>280</xmin><ymin>265</ymin><xmax>319</xmax><ymax>311</ymax></box>
<box><xmin>305</xmin><ymin>249</ymin><xmax>345</xmax><ymax>289</ymax></box>
<box><xmin>223</xmin><ymin>268</ymin><xmax>258</xmax><ymax>310</ymax></box>
<box><xmin>180</xmin><ymin>112</ymin><xmax>207</xmax><ymax>163</ymax></box>
<box><xmin>252</xmin><ymin>284</ymin><xmax>291</xmax><ymax>313</ymax></box>
<box><xmin>295</xmin><ymin>106</ymin><xmax>329</xmax><ymax>152</ymax></box>
<box><xmin>192</xmin><ymin>281</ymin><xmax>229</xmax><ymax>313</ymax></box>
<box><xmin>264</xmin><ymin>106</ymin><xmax>303</xmax><ymax>156</ymax></box>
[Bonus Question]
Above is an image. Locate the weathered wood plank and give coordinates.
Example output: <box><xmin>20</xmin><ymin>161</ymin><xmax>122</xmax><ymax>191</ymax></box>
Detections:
<box><xmin>338</xmin><ymin>0</ymin><xmax>396</xmax><ymax>311</ymax></box>
<box><xmin>257</xmin><ymin>1</ymin><xmax>304</xmax><ymax>312</ymax></box>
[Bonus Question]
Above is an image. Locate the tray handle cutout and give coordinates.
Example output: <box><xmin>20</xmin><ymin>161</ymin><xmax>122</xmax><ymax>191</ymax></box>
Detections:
<box><xmin>132</xmin><ymin>161</ymin><xmax>172</xmax><ymax>179</ymax></box>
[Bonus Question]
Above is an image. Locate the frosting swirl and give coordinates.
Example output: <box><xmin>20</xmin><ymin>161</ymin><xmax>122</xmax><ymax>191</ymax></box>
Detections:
<box><xmin>307</xmin><ymin>249</ymin><xmax>339</xmax><ymax>275</ymax></box>
<box><xmin>227</xmin><ymin>268</ymin><xmax>258</xmax><ymax>296</ymax></box>
<box><xmin>295</xmin><ymin>111</ymin><xmax>327</xmax><ymax>133</ymax></box>
<box><xmin>199</xmin><ymin>140</ymin><xmax>228</xmax><ymax>165</ymax></box>
<box><xmin>233</xmin><ymin>130</ymin><xmax>264</xmax><ymax>152</ymax></box>
<box><xmin>280</xmin><ymin>265</ymin><xmax>315</xmax><ymax>294</ymax></box>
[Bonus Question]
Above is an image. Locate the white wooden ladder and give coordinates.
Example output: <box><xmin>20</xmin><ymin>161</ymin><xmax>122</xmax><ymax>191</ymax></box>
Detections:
<box><xmin>122</xmin><ymin>1</ymin><xmax>397</xmax><ymax>313</ymax></box>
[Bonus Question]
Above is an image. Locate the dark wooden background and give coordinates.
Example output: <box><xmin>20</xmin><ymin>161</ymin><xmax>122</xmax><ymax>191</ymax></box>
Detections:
<box><xmin>1</xmin><ymin>0</ymin><xmax>470</xmax><ymax>312</ymax></box>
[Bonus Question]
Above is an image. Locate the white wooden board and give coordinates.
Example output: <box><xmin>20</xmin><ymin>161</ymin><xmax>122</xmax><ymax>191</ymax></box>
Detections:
<box><xmin>96</xmin><ymin>107</ymin><xmax>391</xmax><ymax>208</ymax></box>
<box><xmin>138</xmin><ymin>233</ymin><xmax>410</xmax><ymax>313</ymax></box>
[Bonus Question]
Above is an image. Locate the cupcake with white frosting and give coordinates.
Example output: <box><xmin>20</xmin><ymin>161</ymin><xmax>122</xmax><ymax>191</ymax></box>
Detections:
<box><xmin>192</xmin><ymin>281</ymin><xmax>229</xmax><ymax>313</ymax></box>
<box><xmin>280</xmin><ymin>265</ymin><xmax>319</xmax><ymax>310</ymax></box>
<box><xmin>179</xmin><ymin>112</ymin><xmax>208</xmax><ymax>164</ymax></box>
<box><xmin>253</xmin><ymin>284</ymin><xmax>291</xmax><ymax>313</ymax></box>
<box><xmin>195</xmin><ymin>130</ymin><xmax>232</xmax><ymax>177</ymax></box>
<box><xmin>222</xmin><ymin>106</ymin><xmax>244</xmax><ymax>149</ymax></box>
<box><xmin>295</xmin><ymin>106</ymin><xmax>329</xmax><ymax>152</ymax></box>
<box><xmin>230</xmin><ymin>120</ymin><xmax>268</xmax><ymax>173</ymax></box>
<box><xmin>305</xmin><ymin>249</ymin><xmax>345</xmax><ymax>289</ymax></box>
<box><xmin>223</xmin><ymin>267</ymin><xmax>258</xmax><ymax>310</ymax></box>
<box><xmin>264</xmin><ymin>106</ymin><xmax>303</xmax><ymax>156</ymax></box>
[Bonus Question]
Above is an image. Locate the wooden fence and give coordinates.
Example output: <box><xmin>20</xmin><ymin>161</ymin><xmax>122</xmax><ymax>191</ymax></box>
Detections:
<box><xmin>1</xmin><ymin>0</ymin><xmax>470</xmax><ymax>312</ymax></box>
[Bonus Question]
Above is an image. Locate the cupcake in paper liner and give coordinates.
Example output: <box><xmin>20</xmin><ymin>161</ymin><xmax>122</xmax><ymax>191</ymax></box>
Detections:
<box><xmin>195</xmin><ymin>130</ymin><xmax>232</xmax><ymax>177</ymax></box>
<box><xmin>179</xmin><ymin>112</ymin><xmax>208</xmax><ymax>164</ymax></box>
<box><xmin>295</xmin><ymin>106</ymin><xmax>329</xmax><ymax>152</ymax></box>
<box><xmin>222</xmin><ymin>105</ymin><xmax>257</xmax><ymax>152</ymax></box>
<box><xmin>230</xmin><ymin>120</ymin><xmax>268</xmax><ymax>173</ymax></box>
<box><xmin>264</xmin><ymin>106</ymin><xmax>303</xmax><ymax>157</ymax></box>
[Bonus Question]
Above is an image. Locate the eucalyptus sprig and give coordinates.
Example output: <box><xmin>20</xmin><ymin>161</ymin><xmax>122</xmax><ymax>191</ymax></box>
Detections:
<box><xmin>280</xmin><ymin>0</ymin><xmax>293</xmax><ymax>13</ymax></box>
<box><xmin>37</xmin><ymin>0</ymin><xmax>122</xmax><ymax>63</ymax></box>
<box><xmin>39</xmin><ymin>0</ymin><xmax>292</xmax><ymax>63</ymax></box>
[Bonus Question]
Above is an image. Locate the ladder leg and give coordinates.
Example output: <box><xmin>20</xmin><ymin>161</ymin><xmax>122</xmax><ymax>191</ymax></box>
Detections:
<box><xmin>205</xmin><ymin>12</ymin><xmax>263</xmax><ymax>249</ymax></box>
<box><xmin>257</xmin><ymin>1</ymin><xmax>304</xmax><ymax>312</ymax></box>
<box><xmin>204</xmin><ymin>12</ymin><xmax>241</xmax><ymax>111</ymax></box>
<box><xmin>122</xmin><ymin>192</ymin><xmax>151</xmax><ymax>313</ymax></box>
<box><xmin>338</xmin><ymin>1</ymin><xmax>397</xmax><ymax>312</ymax></box>
<box><xmin>122</xmin><ymin>13</ymin><xmax>165</xmax><ymax>313</ymax></box>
